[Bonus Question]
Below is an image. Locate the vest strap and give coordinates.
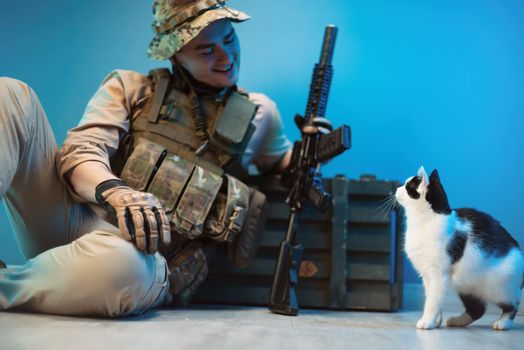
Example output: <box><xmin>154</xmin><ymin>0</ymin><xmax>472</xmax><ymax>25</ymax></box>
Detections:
<box><xmin>148</xmin><ymin>68</ymin><xmax>172</xmax><ymax>123</ymax></box>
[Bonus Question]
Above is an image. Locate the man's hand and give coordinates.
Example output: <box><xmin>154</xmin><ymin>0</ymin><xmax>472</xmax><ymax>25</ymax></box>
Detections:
<box><xmin>96</xmin><ymin>180</ymin><xmax>171</xmax><ymax>254</ymax></box>
<box><xmin>294</xmin><ymin>114</ymin><xmax>333</xmax><ymax>135</ymax></box>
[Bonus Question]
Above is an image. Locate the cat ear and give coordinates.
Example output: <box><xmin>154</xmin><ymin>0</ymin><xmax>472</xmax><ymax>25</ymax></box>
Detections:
<box><xmin>429</xmin><ymin>169</ymin><xmax>441</xmax><ymax>184</ymax></box>
<box><xmin>417</xmin><ymin>166</ymin><xmax>429</xmax><ymax>188</ymax></box>
<box><xmin>426</xmin><ymin>169</ymin><xmax>451</xmax><ymax>214</ymax></box>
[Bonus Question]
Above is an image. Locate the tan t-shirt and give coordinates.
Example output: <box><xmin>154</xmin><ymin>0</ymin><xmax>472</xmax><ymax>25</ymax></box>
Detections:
<box><xmin>55</xmin><ymin>70</ymin><xmax>292</xmax><ymax>195</ymax></box>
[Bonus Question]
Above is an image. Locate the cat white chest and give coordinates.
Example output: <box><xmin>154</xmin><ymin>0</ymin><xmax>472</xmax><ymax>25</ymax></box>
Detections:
<box><xmin>404</xmin><ymin>217</ymin><xmax>450</xmax><ymax>275</ymax></box>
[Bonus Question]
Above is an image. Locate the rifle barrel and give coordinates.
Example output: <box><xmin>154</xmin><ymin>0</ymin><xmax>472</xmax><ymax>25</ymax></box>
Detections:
<box><xmin>319</xmin><ymin>25</ymin><xmax>337</xmax><ymax>66</ymax></box>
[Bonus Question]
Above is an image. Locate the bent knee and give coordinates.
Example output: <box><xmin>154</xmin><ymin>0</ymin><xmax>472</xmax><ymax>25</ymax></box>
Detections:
<box><xmin>71</xmin><ymin>232</ymin><xmax>152</xmax><ymax>288</ymax></box>
<box><xmin>0</xmin><ymin>77</ymin><xmax>37</xmax><ymax>121</ymax></box>
<box><xmin>62</xmin><ymin>232</ymin><xmax>167</xmax><ymax>316</ymax></box>
<box><xmin>0</xmin><ymin>77</ymin><xmax>31</xmax><ymax>98</ymax></box>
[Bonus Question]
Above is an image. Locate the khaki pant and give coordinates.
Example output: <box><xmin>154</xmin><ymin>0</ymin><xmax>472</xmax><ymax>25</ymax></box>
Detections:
<box><xmin>0</xmin><ymin>77</ymin><xmax>170</xmax><ymax>317</ymax></box>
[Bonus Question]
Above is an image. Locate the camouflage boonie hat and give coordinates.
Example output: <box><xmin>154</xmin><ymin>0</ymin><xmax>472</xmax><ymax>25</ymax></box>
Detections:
<box><xmin>148</xmin><ymin>0</ymin><xmax>250</xmax><ymax>60</ymax></box>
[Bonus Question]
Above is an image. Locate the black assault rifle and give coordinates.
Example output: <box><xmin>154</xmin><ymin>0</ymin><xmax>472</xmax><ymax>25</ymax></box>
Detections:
<box><xmin>268</xmin><ymin>25</ymin><xmax>351</xmax><ymax>316</ymax></box>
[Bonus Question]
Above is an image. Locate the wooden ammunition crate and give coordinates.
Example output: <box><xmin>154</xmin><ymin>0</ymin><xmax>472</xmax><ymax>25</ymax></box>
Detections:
<box><xmin>193</xmin><ymin>175</ymin><xmax>404</xmax><ymax>311</ymax></box>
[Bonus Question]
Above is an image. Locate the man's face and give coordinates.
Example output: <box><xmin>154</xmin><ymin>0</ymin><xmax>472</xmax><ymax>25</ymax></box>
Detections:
<box><xmin>174</xmin><ymin>19</ymin><xmax>240</xmax><ymax>88</ymax></box>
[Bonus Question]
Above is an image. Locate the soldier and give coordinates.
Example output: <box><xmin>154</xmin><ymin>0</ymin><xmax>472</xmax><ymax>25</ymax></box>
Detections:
<box><xmin>0</xmin><ymin>0</ymin><xmax>329</xmax><ymax>317</ymax></box>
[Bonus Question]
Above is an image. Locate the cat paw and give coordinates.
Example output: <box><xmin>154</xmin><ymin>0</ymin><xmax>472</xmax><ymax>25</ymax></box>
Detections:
<box><xmin>416</xmin><ymin>318</ymin><xmax>440</xmax><ymax>330</ymax></box>
<box><xmin>435</xmin><ymin>313</ymin><xmax>442</xmax><ymax>328</ymax></box>
<box><xmin>492</xmin><ymin>319</ymin><xmax>512</xmax><ymax>331</ymax></box>
<box><xmin>445</xmin><ymin>313</ymin><xmax>473</xmax><ymax>327</ymax></box>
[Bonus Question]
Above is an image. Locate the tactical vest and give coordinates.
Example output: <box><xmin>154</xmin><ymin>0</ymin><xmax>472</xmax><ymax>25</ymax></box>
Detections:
<box><xmin>112</xmin><ymin>68</ymin><xmax>258</xmax><ymax>242</ymax></box>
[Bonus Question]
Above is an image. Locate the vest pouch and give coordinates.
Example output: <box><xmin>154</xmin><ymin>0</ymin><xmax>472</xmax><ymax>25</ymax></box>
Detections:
<box><xmin>225</xmin><ymin>187</ymin><xmax>268</xmax><ymax>268</ymax></box>
<box><xmin>147</xmin><ymin>153</ymin><xmax>195</xmax><ymax>212</ymax></box>
<box><xmin>120</xmin><ymin>137</ymin><xmax>167</xmax><ymax>191</ymax></box>
<box><xmin>172</xmin><ymin>166</ymin><xmax>223</xmax><ymax>240</ymax></box>
<box><xmin>204</xmin><ymin>174</ymin><xmax>249</xmax><ymax>242</ymax></box>
<box><xmin>213</xmin><ymin>91</ymin><xmax>258</xmax><ymax>146</ymax></box>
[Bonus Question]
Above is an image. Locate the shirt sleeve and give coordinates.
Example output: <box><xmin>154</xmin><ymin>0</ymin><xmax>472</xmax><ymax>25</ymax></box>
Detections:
<box><xmin>55</xmin><ymin>70</ymin><xmax>152</xmax><ymax>194</ymax></box>
<box><xmin>242</xmin><ymin>92</ymin><xmax>293</xmax><ymax>171</ymax></box>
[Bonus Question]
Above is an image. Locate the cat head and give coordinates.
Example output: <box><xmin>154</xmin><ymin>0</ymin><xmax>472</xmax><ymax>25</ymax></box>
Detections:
<box><xmin>395</xmin><ymin>166</ymin><xmax>451</xmax><ymax>215</ymax></box>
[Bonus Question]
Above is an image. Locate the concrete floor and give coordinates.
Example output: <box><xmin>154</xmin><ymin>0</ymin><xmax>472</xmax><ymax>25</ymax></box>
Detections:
<box><xmin>1</xmin><ymin>304</ymin><xmax>523</xmax><ymax>350</ymax></box>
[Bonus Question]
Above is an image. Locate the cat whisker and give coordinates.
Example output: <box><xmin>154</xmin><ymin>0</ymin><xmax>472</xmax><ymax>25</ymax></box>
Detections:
<box><xmin>374</xmin><ymin>194</ymin><xmax>397</xmax><ymax>220</ymax></box>
<box><xmin>377</xmin><ymin>196</ymin><xmax>393</xmax><ymax>204</ymax></box>
<box><xmin>376</xmin><ymin>194</ymin><xmax>396</xmax><ymax>209</ymax></box>
<box><xmin>376</xmin><ymin>203</ymin><xmax>393</xmax><ymax>218</ymax></box>
<box><xmin>386</xmin><ymin>199</ymin><xmax>400</xmax><ymax>220</ymax></box>
<box><xmin>375</xmin><ymin>197</ymin><xmax>394</xmax><ymax>211</ymax></box>
<box><xmin>374</xmin><ymin>200</ymin><xmax>392</xmax><ymax>218</ymax></box>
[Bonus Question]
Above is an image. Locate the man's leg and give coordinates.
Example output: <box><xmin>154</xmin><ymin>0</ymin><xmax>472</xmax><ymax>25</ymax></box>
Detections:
<box><xmin>0</xmin><ymin>77</ymin><xmax>81</xmax><ymax>259</ymax></box>
<box><xmin>0</xmin><ymin>78</ymin><xmax>170</xmax><ymax>316</ymax></box>
<box><xmin>0</xmin><ymin>226</ymin><xmax>170</xmax><ymax>316</ymax></box>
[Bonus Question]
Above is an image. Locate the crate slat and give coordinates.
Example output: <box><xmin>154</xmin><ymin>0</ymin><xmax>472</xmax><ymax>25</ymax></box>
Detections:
<box><xmin>193</xmin><ymin>176</ymin><xmax>404</xmax><ymax>311</ymax></box>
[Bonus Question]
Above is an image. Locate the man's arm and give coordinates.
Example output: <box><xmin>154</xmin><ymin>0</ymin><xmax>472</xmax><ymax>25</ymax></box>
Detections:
<box><xmin>56</xmin><ymin>70</ymin><xmax>151</xmax><ymax>202</ymax></box>
<box><xmin>67</xmin><ymin>161</ymin><xmax>118</xmax><ymax>203</ymax></box>
<box><xmin>56</xmin><ymin>70</ymin><xmax>170</xmax><ymax>253</ymax></box>
<box><xmin>245</xmin><ymin>93</ymin><xmax>293</xmax><ymax>174</ymax></box>
<box><xmin>257</xmin><ymin>149</ymin><xmax>292</xmax><ymax>175</ymax></box>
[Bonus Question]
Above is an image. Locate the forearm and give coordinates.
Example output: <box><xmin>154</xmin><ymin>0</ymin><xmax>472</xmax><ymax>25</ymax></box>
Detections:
<box><xmin>67</xmin><ymin>161</ymin><xmax>119</xmax><ymax>203</ymax></box>
<box><xmin>56</xmin><ymin>71</ymin><xmax>152</xmax><ymax>203</ymax></box>
<box><xmin>275</xmin><ymin>149</ymin><xmax>292</xmax><ymax>174</ymax></box>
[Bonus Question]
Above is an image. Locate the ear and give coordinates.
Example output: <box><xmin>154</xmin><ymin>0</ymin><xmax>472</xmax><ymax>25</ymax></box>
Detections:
<box><xmin>426</xmin><ymin>169</ymin><xmax>452</xmax><ymax>214</ymax></box>
<box><xmin>429</xmin><ymin>169</ymin><xmax>441</xmax><ymax>184</ymax></box>
<box><xmin>417</xmin><ymin>166</ymin><xmax>429</xmax><ymax>189</ymax></box>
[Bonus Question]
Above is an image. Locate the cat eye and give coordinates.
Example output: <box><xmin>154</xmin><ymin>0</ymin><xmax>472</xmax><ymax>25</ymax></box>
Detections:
<box><xmin>406</xmin><ymin>177</ymin><xmax>422</xmax><ymax>199</ymax></box>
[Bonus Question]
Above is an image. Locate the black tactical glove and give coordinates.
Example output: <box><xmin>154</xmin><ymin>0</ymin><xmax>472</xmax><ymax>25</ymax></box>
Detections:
<box><xmin>95</xmin><ymin>179</ymin><xmax>171</xmax><ymax>254</ymax></box>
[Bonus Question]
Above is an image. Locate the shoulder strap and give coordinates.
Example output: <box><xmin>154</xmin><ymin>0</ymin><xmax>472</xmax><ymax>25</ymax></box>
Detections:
<box><xmin>235</xmin><ymin>86</ymin><xmax>250</xmax><ymax>98</ymax></box>
<box><xmin>148</xmin><ymin>68</ymin><xmax>171</xmax><ymax>124</ymax></box>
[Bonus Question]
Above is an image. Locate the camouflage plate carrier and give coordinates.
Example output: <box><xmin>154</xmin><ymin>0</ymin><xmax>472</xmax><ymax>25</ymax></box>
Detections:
<box><xmin>110</xmin><ymin>67</ymin><xmax>269</xmax><ymax>304</ymax></box>
<box><xmin>113</xmin><ymin>68</ymin><xmax>265</xmax><ymax>264</ymax></box>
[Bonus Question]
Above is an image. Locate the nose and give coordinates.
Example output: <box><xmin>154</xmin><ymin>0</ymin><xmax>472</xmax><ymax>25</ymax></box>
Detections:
<box><xmin>214</xmin><ymin>44</ymin><xmax>233</xmax><ymax>64</ymax></box>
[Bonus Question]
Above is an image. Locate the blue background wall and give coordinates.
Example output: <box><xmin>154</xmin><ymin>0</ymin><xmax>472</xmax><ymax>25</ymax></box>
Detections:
<box><xmin>1</xmin><ymin>0</ymin><xmax>523</xmax><ymax>284</ymax></box>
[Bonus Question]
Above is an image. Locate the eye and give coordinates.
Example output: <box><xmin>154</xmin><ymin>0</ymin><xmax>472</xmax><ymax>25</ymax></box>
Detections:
<box><xmin>201</xmin><ymin>47</ymin><xmax>214</xmax><ymax>56</ymax></box>
<box><xmin>224</xmin><ymin>31</ymin><xmax>236</xmax><ymax>44</ymax></box>
<box><xmin>406</xmin><ymin>176</ymin><xmax>422</xmax><ymax>199</ymax></box>
<box><xmin>224</xmin><ymin>35</ymin><xmax>235</xmax><ymax>44</ymax></box>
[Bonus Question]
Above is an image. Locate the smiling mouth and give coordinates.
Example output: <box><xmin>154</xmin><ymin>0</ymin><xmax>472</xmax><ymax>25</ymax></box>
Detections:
<box><xmin>213</xmin><ymin>63</ymin><xmax>234</xmax><ymax>73</ymax></box>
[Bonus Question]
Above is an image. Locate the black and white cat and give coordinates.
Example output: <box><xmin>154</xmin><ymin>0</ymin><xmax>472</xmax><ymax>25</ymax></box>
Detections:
<box><xmin>396</xmin><ymin>166</ymin><xmax>523</xmax><ymax>330</ymax></box>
